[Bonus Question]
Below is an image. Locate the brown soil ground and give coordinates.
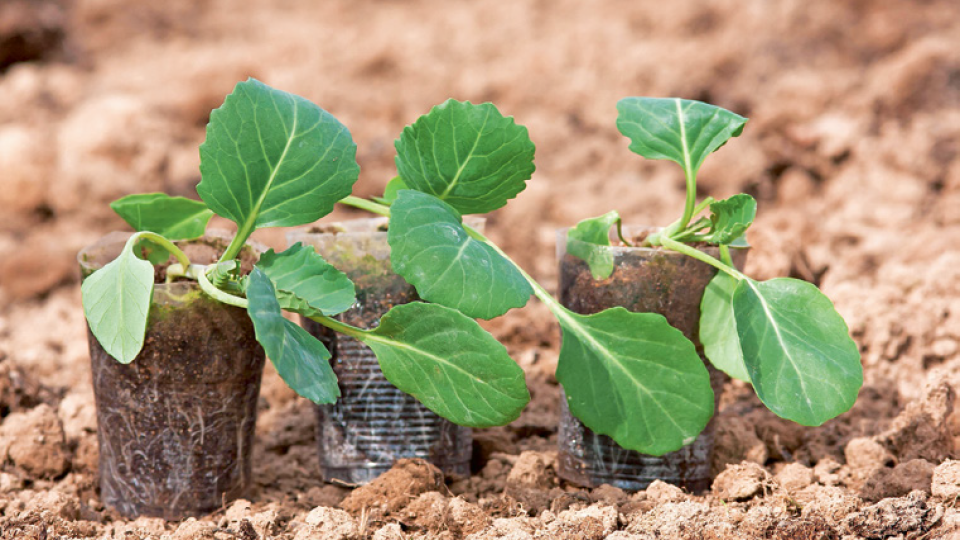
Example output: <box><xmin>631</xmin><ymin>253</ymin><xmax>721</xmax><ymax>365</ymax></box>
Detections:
<box><xmin>3</xmin><ymin>0</ymin><xmax>960</xmax><ymax>537</ymax></box>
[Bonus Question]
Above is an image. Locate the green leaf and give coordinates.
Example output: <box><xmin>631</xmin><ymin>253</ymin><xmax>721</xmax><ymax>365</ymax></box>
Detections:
<box><xmin>256</xmin><ymin>243</ymin><xmax>356</xmax><ymax>317</ymax></box>
<box><xmin>616</xmin><ymin>97</ymin><xmax>747</xmax><ymax>176</ymax></box>
<box><xmin>555</xmin><ymin>307</ymin><xmax>713</xmax><ymax>455</ymax></box>
<box><xmin>395</xmin><ymin>99</ymin><xmax>536</xmax><ymax>214</ymax></box>
<box><xmin>388</xmin><ymin>190</ymin><xmax>532</xmax><ymax>319</ymax></box>
<box><xmin>363</xmin><ymin>302</ymin><xmax>529</xmax><ymax>427</ymax></box>
<box><xmin>733</xmin><ymin>277</ymin><xmax>862</xmax><ymax>426</ymax></box>
<box><xmin>246</xmin><ymin>268</ymin><xmax>340</xmax><ymax>404</ymax></box>
<box><xmin>566</xmin><ymin>211</ymin><xmax>621</xmax><ymax>280</ymax></box>
<box><xmin>382</xmin><ymin>176</ymin><xmax>408</xmax><ymax>203</ymax></box>
<box><xmin>703</xmin><ymin>194</ymin><xmax>756</xmax><ymax>245</ymax></box>
<box><xmin>700</xmin><ymin>272</ymin><xmax>749</xmax><ymax>381</ymax></box>
<box><xmin>81</xmin><ymin>234</ymin><xmax>155</xmax><ymax>364</ymax></box>
<box><xmin>198</xmin><ymin>78</ymin><xmax>360</xmax><ymax>232</ymax></box>
<box><xmin>110</xmin><ymin>193</ymin><xmax>214</xmax><ymax>240</ymax></box>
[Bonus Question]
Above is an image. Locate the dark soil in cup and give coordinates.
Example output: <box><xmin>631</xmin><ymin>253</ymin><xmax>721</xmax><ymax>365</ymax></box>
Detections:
<box><xmin>89</xmin><ymin>283</ymin><xmax>265</xmax><ymax>519</ymax></box>
<box><xmin>556</xmin><ymin>244</ymin><xmax>747</xmax><ymax>492</ymax></box>
<box><xmin>298</xmin><ymin>224</ymin><xmax>471</xmax><ymax>485</ymax></box>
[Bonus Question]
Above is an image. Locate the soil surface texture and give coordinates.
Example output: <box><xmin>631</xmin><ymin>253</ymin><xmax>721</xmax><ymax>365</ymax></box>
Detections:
<box><xmin>3</xmin><ymin>0</ymin><xmax>960</xmax><ymax>538</ymax></box>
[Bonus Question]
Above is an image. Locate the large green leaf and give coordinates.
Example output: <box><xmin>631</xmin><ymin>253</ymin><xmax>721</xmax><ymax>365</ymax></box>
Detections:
<box><xmin>81</xmin><ymin>234</ymin><xmax>155</xmax><ymax>364</ymax></box>
<box><xmin>733</xmin><ymin>277</ymin><xmax>862</xmax><ymax>426</ymax></box>
<box><xmin>395</xmin><ymin>99</ymin><xmax>535</xmax><ymax>214</ymax></box>
<box><xmin>197</xmin><ymin>79</ymin><xmax>359</xmax><ymax>232</ymax></box>
<box><xmin>256</xmin><ymin>243</ymin><xmax>356</xmax><ymax>317</ymax></box>
<box><xmin>555</xmin><ymin>307</ymin><xmax>713</xmax><ymax>455</ymax></box>
<box><xmin>363</xmin><ymin>302</ymin><xmax>530</xmax><ymax>428</ymax></box>
<box><xmin>388</xmin><ymin>190</ymin><xmax>531</xmax><ymax>319</ymax></box>
<box><xmin>246</xmin><ymin>269</ymin><xmax>339</xmax><ymax>405</ymax></box>
<box><xmin>616</xmin><ymin>97</ymin><xmax>747</xmax><ymax>175</ymax></box>
<box><xmin>110</xmin><ymin>193</ymin><xmax>214</xmax><ymax>240</ymax></box>
<box><xmin>566</xmin><ymin>211</ymin><xmax>621</xmax><ymax>280</ymax></box>
<box><xmin>700</xmin><ymin>272</ymin><xmax>749</xmax><ymax>381</ymax></box>
<box><xmin>702</xmin><ymin>194</ymin><xmax>756</xmax><ymax>245</ymax></box>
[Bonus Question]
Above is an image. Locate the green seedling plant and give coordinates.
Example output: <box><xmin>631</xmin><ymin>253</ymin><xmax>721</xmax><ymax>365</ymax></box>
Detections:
<box><xmin>338</xmin><ymin>97</ymin><xmax>862</xmax><ymax>457</ymax></box>
<box><xmin>81</xmin><ymin>79</ymin><xmax>530</xmax><ymax>429</ymax></box>
<box><xmin>566</xmin><ymin>97</ymin><xmax>863</xmax><ymax>436</ymax></box>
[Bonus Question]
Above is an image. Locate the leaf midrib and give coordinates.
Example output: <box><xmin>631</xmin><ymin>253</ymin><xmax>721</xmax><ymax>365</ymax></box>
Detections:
<box><xmin>744</xmin><ymin>279</ymin><xmax>814</xmax><ymax>414</ymax></box>
<box><xmin>439</xmin><ymin>107</ymin><xmax>492</xmax><ymax>199</ymax></box>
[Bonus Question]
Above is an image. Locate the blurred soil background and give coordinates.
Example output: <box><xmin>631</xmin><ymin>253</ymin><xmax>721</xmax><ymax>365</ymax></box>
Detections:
<box><xmin>2</xmin><ymin>0</ymin><xmax>960</xmax><ymax>537</ymax></box>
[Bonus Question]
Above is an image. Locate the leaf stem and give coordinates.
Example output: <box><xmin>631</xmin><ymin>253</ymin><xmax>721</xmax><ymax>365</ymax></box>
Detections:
<box><xmin>340</xmin><ymin>196</ymin><xmax>392</xmax><ymax>217</ymax></box>
<box><xmin>194</xmin><ymin>265</ymin><xmax>249</xmax><ymax>308</ymax></box>
<box><xmin>615</xmin><ymin>219</ymin><xmax>633</xmax><ymax>247</ymax></box>
<box><xmin>132</xmin><ymin>231</ymin><xmax>191</xmax><ymax>269</ymax></box>
<box><xmin>719</xmin><ymin>244</ymin><xmax>734</xmax><ymax>267</ymax></box>
<box><xmin>659</xmin><ymin>236</ymin><xmax>746</xmax><ymax>281</ymax></box>
<box><xmin>306</xmin><ymin>314</ymin><xmax>370</xmax><ymax>341</ymax></box>
<box><xmin>644</xmin><ymin>197</ymin><xmax>715</xmax><ymax>246</ymax></box>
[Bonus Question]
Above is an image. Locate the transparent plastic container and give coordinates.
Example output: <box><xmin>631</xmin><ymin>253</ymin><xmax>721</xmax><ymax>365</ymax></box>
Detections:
<box><xmin>79</xmin><ymin>232</ymin><xmax>265</xmax><ymax>519</ymax></box>
<box><xmin>288</xmin><ymin>217</ymin><xmax>484</xmax><ymax>485</ymax></box>
<box><xmin>555</xmin><ymin>226</ymin><xmax>747</xmax><ymax>492</ymax></box>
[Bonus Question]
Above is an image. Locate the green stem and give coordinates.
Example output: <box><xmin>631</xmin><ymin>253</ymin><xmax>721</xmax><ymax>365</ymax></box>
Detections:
<box><xmin>195</xmin><ymin>265</ymin><xmax>249</xmax><ymax>308</ymax></box>
<box><xmin>643</xmin><ymin>196</ymin><xmax>715</xmax><ymax>247</ymax></box>
<box><xmin>219</xmin><ymin>223</ymin><xmax>255</xmax><ymax>264</ymax></box>
<box><xmin>616</xmin><ymin>219</ymin><xmax>632</xmax><ymax>247</ymax></box>
<box><xmin>659</xmin><ymin>236</ymin><xmax>746</xmax><ymax>280</ymax></box>
<box><xmin>340</xmin><ymin>195</ymin><xmax>392</xmax><ymax>217</ymax></box>
<box><xmin>676</xmin><ymin>168</ymin><xmax>698</xmax><ymax>234</ymax></box>
<box><xmin>306</xmin><ymin>313</ymin><xmax>370</xmax><ymax>341</ymax></box>
<box><xmin>719</xmin><ymin>244</ymin><xmax>734</xmax><ymax>267</ymax></box>
<box><xmin>132</xmin><ymin>231</ymin><xmax>191</xmax><ymax>269</ymax></box>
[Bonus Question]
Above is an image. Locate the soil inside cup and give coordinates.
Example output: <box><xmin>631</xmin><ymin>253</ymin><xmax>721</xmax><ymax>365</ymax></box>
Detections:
<box><xmin>556</xmin><ymin>227</ymin><xmax>747</xmax><ymax>492</ymax></box>
<box><xmin>80</xmin><ymin>233</ymin><xmax>265</xmax><ymax>519</ymax></box>
<box><xmin>291</xmin><ymin>218</ymin><xmax>474</xmax><ymax>485</ymax></box>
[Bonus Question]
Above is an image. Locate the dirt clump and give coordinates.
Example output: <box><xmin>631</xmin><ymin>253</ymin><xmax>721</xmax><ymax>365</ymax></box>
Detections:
<box><xmin>932</xmin><ymin>460</ymin><xmax>960</xmax><ymax>500</ymax></box>
<box><xmin>860</xmin><ymin>459</ymin><xmax>935</xmax><ymax>502</ymax></box>
<box><xmin>340</xmin><ymin>458</ymin><xmax>444</xmax><ymax>516</ymax></box>
<box><xmin>843</xmin><ymin>491</ymin><xmax>943</xmax><ymax>539</ymax></box>
<box><xmin>293</xmin><ymin>506</ymin><xmax>358</xmax><ymax>540</ymax></box>
<box><xmin>0</xmin><ymin>0</ymin><xmax>66</xmax><ymax>72</ymax></box>
<box><xmin>0</xmin><ymin>404</ymin><xmax>69</xmax><ymax>479</ymax></box>
<box><xmin>503</xmin><ymin>451</ymin><xmax>561</xmax><ymax>514</ymax></box>
<box><xmin>712</xmin><ymin>462</ymin><xmax>770</xmax><ymax>501</ymax></box>
<box><xmin>775</xmin><ymin>462</ymin><xmax>815</xmax><ymax>493</ymax></box>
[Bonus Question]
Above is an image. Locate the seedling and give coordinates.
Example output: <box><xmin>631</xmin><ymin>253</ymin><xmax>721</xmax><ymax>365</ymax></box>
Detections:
<box><xmin>339</xmin><ymin>97</ymin><xmax>862</xmax><ymax>456</ymax></box>
<box><xmin>81</xmin><ymin>79</ymin><xmax>530</xmax><ymax>429</ymax></box>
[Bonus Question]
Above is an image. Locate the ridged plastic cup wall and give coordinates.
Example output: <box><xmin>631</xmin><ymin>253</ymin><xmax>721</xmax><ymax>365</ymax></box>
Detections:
<box><xmin>288</xmin><ymin>217</ymin><xmax>483</xmax><ymax>485</ymax></box>
<box><xmin>79</xmin><ymin>232</ymin><xmax>265</xmax><ymax>519</ymax></box>
<box><xmin>556</xmin><ymin>226</ymin><xmax>747</xmax><ymax>492</ymax></box>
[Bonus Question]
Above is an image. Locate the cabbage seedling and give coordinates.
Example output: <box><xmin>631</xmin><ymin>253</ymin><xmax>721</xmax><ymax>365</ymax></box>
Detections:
<box><xmin>565</xmin><ymin>97</ymin><xmax>862</xmax><ymax>434</ymax></box>
<box><xmin>81</xmin><ymin>79</ymin><xmax>530</xmax><ymax>428</ymax></box>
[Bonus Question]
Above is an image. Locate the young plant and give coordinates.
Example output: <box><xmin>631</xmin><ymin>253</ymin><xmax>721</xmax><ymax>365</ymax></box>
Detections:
<box><xmin>338</xmin><ymin>97</ymin><xmax>862</xmax><ymax>457</ymax></box>
<box><xmin>81</xmin><ymin>79</ymin><xmax>530</xmax><ymax>429</ymax></box>
<box><xmin>568</xmin><ymin>97</ymin><xmax>863</xmax><ymax>429</ymax></box>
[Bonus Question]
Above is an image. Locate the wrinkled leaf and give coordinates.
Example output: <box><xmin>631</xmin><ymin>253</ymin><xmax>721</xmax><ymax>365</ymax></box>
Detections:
<box><xmin>616</xmin><ymin>97</ymin><xmax>747</xmax><ymax>175</ymax></box>
<box><xmin>703</xmin><ymin>194</ymin><xmax>756</xmax><ymax>245</ymax></box>
<box><xmin>364</xmin><ymin>302</ymin><xmax>530</xmax><ymax>428</ymax></box>
<box><xmin>81</xmin><ymin>234</ymin><xmax>155</xmax><ymax>364</ymax></box>
<box><xmin>198</xmin><ymin>78</ymin><xmax>359</xmax><ymax>232</ymax></box>
<box><xmin>733</xmin><ymin>277</ymin><xmax>862</xmax><ymax>426</ymax></box>
<box><xmin>555</xmin><ymin>307</ymin><xmax>713</xmax><ymax>455</ymax></box>
<box><xmin>395</xmin><ymin>99</ymin><xmax>536</xmax><ymax>214</ymax></box>
<box><xmin>110</xmin><ymin>193</ymin><xmax>214</xmax><ymax>240</ymax></box>
<box><xmin>700</xmin><ymin>272</ymin><xmax>749</xmax><ymax>381</ymax></box>
<box><xmin>388</xmin><ymin>190</ymin><xmax>531</xmax><ymax>319</ymax></box>
<box><xmin>257</xmin><ymin>243</ymin><xmax>356</xmax><ymax>317</ymax></box>
<box><xmin>566</xmin><ymin>211</ymin><xmax>621</xmax><ymax>280</ymax></box>
<box><xmin>246</xmin><ymin>269</ymin><xmax>339</xmax><ymax>404</ymax></box>
<box><xmin>382</xmin><ymin>176</ymin><xmax>408</xmax><ymax>203</ymax></box>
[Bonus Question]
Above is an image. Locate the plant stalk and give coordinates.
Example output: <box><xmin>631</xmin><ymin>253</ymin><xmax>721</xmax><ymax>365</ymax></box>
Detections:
<box><xmin>306</xmin><ymin>313</ymin><xmax>370</xmax><ymax>341</ymax></box>
<box><xmin>340</xmin><ymin>195</ymin><xmax>392</xmax><ymax>217</ymax></box>
<box><xmin>659</xmin><ymin>236</ymin><xmax>746</xmax><ymax>281</ymax></box>
<box><xmin>132</xmin><ymin>232</ymin><xmax>192</xmax><ymax>269</ymax></box>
